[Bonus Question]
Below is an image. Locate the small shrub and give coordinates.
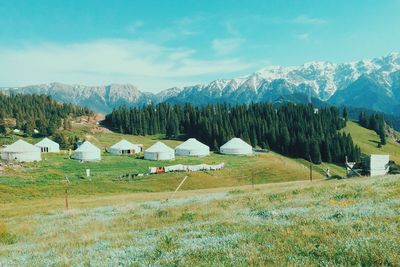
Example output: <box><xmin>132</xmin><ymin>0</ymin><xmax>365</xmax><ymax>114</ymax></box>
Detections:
<box><xmin>228</xmin><ymin>189</ymin><xmax>244</xmax><ymax>195</ymax></box>
<box><xmin>0</xmin><ymin>223</ymin><xmax>17</xmax><ymax>245</ymax></box>
<box><xmin>333</xmin><ymin>190</ymin><xmax>361</xmax><ymax>200</ymax></box>
<box><xmin>292</xmin><ymin>189</ymin><xmax>300</xmax><ymax>195</ymax></box>
<box><xmin>329</xmin><ymin>211</ymin><xmax>345</xmax><ymax>221</ymax></box>
<box><xmin>155</xmin><ymin>209</ymin><xmax>169</xmax><ymax>218</ymax></box>
<box><xmin>267</xmin><ymin>193</ymin><xmax>286</xmax><ymax>202</ymax></box>
<box><xmin>255</xmin><ymin>210</ymin><xmax>273</xmax><ymax>219</ymax></box>
<box><xmin>180</xmin><ymin>211</ymin><xmax>195</xmax><ymax>222</ymax></box>
<box><xmin>156</xmin><ymin>235</ymin><xmax>179</xmax><ymax>252</ymax></box>
<box><xmin>141</xmin><ymin>204</ymin><xmax>153</xmax><ymax>210</ymax></box>
<box><xmin>254</xmin><ymin>209</ymin><xmax>280</xmax><ymax>219</ymax></box>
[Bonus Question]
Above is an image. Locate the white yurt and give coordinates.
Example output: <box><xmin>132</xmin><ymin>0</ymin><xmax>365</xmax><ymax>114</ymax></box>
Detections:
<box><xmin>144</xmin><ymin>141</ymin><xmax>175</xmax><ymax>160</ymax></box>
<box><xmin>35</xmin><ymin>137</ymin><xmax>60</xmax><ymax>153</ymax></box>
<box><xmin>74</xmin><ymin>141</ymin><xmax>101</xmax><ymax>161</ymax></box>
<box><xmin>175</xmin><ymin>138</ymin><xmax>210</xmax><ymax>157</ymax></box>
<box><xmin>110</xmin><ymin>139</ymin><xmax>142</xmax><ymax>155</ymax></box>
<box><xmin>220</xmin><ymin>138</ymin><xmax>253</xmax><ymax>155</ymax></box>
<box><xmin>1</xmin><ymin>139</ymin><xmax>41</xmax><ymax>162</ymax></box>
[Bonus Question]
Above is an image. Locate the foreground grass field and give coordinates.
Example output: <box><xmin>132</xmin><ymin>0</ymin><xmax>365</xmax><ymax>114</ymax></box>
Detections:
<box><xmin>1</xmin><ymin>175</ymin><xmax>399</xmax><ymax>266</ymax></box>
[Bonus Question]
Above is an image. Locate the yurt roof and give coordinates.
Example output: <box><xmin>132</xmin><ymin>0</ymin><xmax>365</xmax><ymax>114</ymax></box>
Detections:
<box><xmin>175</xmin><ymin>138</ymin><xmax>209</xmax><ymax>150</ymax></box>
<box><xmin>220</xmin><ymin>138</ymin><xmax>252</xmax><ymax>149</ymax></box>
<box><xmin>35</xmin><ymin>137</ymin><xmax>59</xmax><ymax>147</ymax></box>
<box><xmin>2</xmin><ymin>139</ymin><xmax>40</xmax><ymax>153</ymax></box>
<box><xmin>110</xmin><ymin>139</ymin><xmax>137</xmax><ymax>150</ymax></box>
<box><xmin>75</xmin><ymin>141</ymin><xmax>100</xmax><ymax>152</ymax></box>
<box><xmin>146</xmin><ymin>141</ymin><xmax>174</xmax><ymax>153</ymax></box>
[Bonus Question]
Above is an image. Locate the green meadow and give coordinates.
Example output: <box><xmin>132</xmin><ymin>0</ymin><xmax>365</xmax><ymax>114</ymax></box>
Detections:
<box><xmin>1</xmin><ymin>120</ymin><xmax>400</xmax><ymax>265</ymax></box>
<box><xmin>343</xmin><ymin>121</ymin><xmax>400</xmax><ymax>163</ymax></box>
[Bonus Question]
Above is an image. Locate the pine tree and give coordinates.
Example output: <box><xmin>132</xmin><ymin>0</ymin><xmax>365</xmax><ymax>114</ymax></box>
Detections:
<box><xmin>0</xmin><ymin>113</ymin><xmax>6</xmax><ymax>135</ymax></box>
<box><xmin>342</xmin><ymin>107</ymin><xmax>349</xmax><ymax>122</ymax></box>
<box><xmin>379</xmin><ymin>130</ymin><xmax>386</xmax><ymax>145</ymax></box>
<box><xmin>0</xmin><ymin>124</ymin><xmax>6</xmax><ymax>135</ymax></box>
<box><xmin>53</xmin><ymin>131</ymin><xmax>69</xmax><ymax>149</ymax></box>
<box><xmin>310</xmin><ymin>140</ymin><xmax>322</xmax><ymax>164</ymax></box>
<box><xmin>105</xmin><ymin>103</ymin><xmax>359</xmax><ymax>164</ymax></box>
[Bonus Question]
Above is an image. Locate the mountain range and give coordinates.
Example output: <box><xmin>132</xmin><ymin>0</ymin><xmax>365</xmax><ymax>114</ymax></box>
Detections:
<box><xmin>1</xmin><ymin>52</ymin><xmax>400</xmax><ymax>115</ymax></box>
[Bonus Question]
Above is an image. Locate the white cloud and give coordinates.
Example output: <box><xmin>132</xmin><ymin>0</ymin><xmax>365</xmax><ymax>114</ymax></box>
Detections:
<box><xmin>0</xmin><ymin>39</ymin><xmax>255</xmax><ymax>92</ymax></box>
<box><xmin>211</xmin><ymin>38</ymin><xmax>244</xmax><ymax>55</ymax></box>
<box><xmin>295</xmin><ymin>33</ymin><xmax>310</xmax><ymax>41</ymax></box>
<box><xmin>224</xmin><ymin>21</ymin><xmax>241</xmax><ymax>37</ymax></box>
<box><xmin>254</xmin><ymin>15</ymin><xmax>327</xmax><ymax>25</ymax></box>
<box><xmin>126</xmin><ymin>20</ymin><xmax>144</xmax><ymax>33</ymax></box>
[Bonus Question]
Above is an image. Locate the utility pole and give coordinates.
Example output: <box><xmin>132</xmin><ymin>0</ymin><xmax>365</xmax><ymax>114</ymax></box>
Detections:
<box><xmin>65</xmin><ymin>188</ymin><xmax>69</xmax><ymax>210</ymax></box>
<box><xmin>63</xmin><ymin>176</ymin><xmax>70</xmax><ymax>210</ymax></box>
<box><xmin>309</xmin><ymin>155</ymin><xmax>313</xmax><ymax>182</ymax></box>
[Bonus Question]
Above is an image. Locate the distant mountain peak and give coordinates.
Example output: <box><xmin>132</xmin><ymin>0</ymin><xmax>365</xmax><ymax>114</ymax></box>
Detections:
<box><xmin>1</xmin><ymin>52</ymin><xmax>400</xmax><ymax>115</ymax></box>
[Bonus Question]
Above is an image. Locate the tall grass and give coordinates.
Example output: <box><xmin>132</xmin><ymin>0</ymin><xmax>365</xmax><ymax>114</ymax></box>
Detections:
<box><xmin>1</xmin><ymin>175</ymin><xmax>399</xmax><ymax>266</ymax></box>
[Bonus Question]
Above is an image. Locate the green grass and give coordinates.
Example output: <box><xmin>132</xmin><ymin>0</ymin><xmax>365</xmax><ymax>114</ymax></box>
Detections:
<box><xmin>0</xmin><ymin>175</ymin><xmax>399</xmax><ymax>266</ymax></box>
<box><xmin>343</xmin><ymin>121</ymin><xmax>400</xmax><ymax>163</ymax></box>
<box><xmin>4</xmin><ymin>120</ymin><xmax>396</xmax><ymax>205</ymax></box>
<box><xmin>0</xmin><ymin>122</ymin><xmax>335</xmax><ymax>204</ymax></box>
<box><xmin>0</xmin><ymin>150</ymin><xmax>326</xmax><ymax>204</ymax></box>
<box><xmin>1</xmin><ymin>121</ymin><xmax>399</xmax><ymax>265</ymax></box>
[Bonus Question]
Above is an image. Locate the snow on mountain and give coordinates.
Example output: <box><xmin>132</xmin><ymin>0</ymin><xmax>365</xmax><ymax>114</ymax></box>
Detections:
<box><xmin>164</xmin><ymin>52</ymin><xmax>400</xmax><ymax>111</ymax></box>
<box><xmin>2</xmin><ymin>83</ymin><xmax>155</xmax><ymax>113</ymax></box>
<box><xmin>1</xmin><ymin>52</ymin><xmax>400</xmax><ymax>114</ymax></box>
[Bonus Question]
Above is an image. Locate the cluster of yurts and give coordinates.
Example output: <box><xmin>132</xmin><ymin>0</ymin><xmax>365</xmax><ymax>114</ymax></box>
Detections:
<box><xmin>0</xmin><ymin>137</ymin><xmax>253</xmax><ymax>163</ymax></box>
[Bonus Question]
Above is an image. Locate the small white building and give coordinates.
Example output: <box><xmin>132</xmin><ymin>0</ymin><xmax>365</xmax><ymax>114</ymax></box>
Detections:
<box><xmin>366</xmin><ymin>154</ymin><xmax>390</xmax><ymax>176</ymax></box>
<box><xmin>144</xmin><ymin>141</ymin><xmax>175</xmax><ymax>160</ymax></box>
<box><xmin>1</xmin><ymin>139</ymin><xmax>41</xmax><ymax>162</ymax></box>
<box><xmin>35</xmin><ymin>137</ymin><xmax>60</xmax><ymax>153</ymax></box>
<box><xmin>220</xmin><ymin>138</ymin><xmax>253</xmax><ymax>155</ymax></box>
<box><xmin>175</xmin><ymin>138</ymin><xmax>210</xmax><ymax>157</ymax></box>
<box><xmin>109</xmin><ymin>139</ymin><xmax>142</xmax><ymax>155</ymax></box>
<box><xmin>74</xmin><ymin>141</ymin><xmax>101</xmax><ymax>161</ymax></box>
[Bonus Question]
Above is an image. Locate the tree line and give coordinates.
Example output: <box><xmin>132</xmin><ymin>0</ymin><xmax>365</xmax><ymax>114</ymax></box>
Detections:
<box><xmin>105</xmin><ymin>103</ymin><xmax>361</xmax><ymax>164</ymax></box>
<box><xmin>358</xmin><ymin>112</ymin><xmax>386</xmax><ymax>146</ymax></box>
<box><xmin>0</xmin><ymin>93</ymin><xmax>92</xmax><ymax>137</ymax></box>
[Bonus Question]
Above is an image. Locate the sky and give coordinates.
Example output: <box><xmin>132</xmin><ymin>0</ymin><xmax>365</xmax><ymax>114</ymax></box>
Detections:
<box><xmin>0</xmin><ymin>0</ymin><xmax>399</xmax><ymax>92</ymax></box>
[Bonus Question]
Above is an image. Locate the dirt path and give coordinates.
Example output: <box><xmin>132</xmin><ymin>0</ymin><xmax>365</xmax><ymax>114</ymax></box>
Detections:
<box><xmin>1</xmin><ymin>178</ymin><xmax>341</xmax><ymax>218</ymax></box>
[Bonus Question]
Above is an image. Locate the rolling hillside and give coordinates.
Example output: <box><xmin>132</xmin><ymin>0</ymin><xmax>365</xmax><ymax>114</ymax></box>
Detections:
<box><xmin>343</xmin><ymin>121</ymin><xmax>400</xmax><ymax>163</ymax></box>
<box><xmin>0</xmin><ymin>124</ymin><xmax>334</xmax><ymax>204</ymax></box>
<box><xmin>1</xmin><ymin>114</ymin><xmax>399</xmax><ymax>266</ymax></box>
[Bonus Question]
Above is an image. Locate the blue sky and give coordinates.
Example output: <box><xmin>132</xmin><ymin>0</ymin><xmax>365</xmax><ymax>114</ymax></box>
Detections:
<box><xmin>0</xmin><ymin>0</ymin><xmax>399</xmax><ymax>92</ymax></box>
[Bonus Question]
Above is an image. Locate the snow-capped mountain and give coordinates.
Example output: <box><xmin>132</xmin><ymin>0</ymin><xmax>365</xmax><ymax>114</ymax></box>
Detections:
<box><xmin>1</xmin><ymin>52</ymin><xmax>400</xmax><ymax>114</ymax></box>
<box><xmin>1</xmin><ymin>83</ymin><xmax>156</xmax><ymax>113</ymax></box>
<box><xmin>165</xmin><ymin>52</ymin><xmax>400</xmax><ymax>113</ymax></box>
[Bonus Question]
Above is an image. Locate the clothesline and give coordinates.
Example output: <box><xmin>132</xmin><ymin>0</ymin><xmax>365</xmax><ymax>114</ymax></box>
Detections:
<box><xmin>149</xmin><ymin>163</ymin><xmax>225</xmax><ymax>174</ymax></box>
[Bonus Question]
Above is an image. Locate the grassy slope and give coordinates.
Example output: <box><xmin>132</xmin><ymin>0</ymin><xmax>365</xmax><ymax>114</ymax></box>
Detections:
<box><xmin>0</xmin><ymin>150</ymin><xmax>326</xmax><ymax>203</ymax></box>
<box><xmin>1</xmin><ymin>175</ymin><xmax>399</xmax><ymax>266</ymax></box>
<box><xmin>1</xmin><ymin>121</ymin><xmax>332</xmax><ymax>203</ymax></box>
<box><xmin>343</xmin><ymin>121</ymin><xmax>400</xmax><ymax>163</ymax></box>
<box><xmin>5</xmin><ymin>120</ymin><xmax>395</xmax><ymax>204</ymax></box>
